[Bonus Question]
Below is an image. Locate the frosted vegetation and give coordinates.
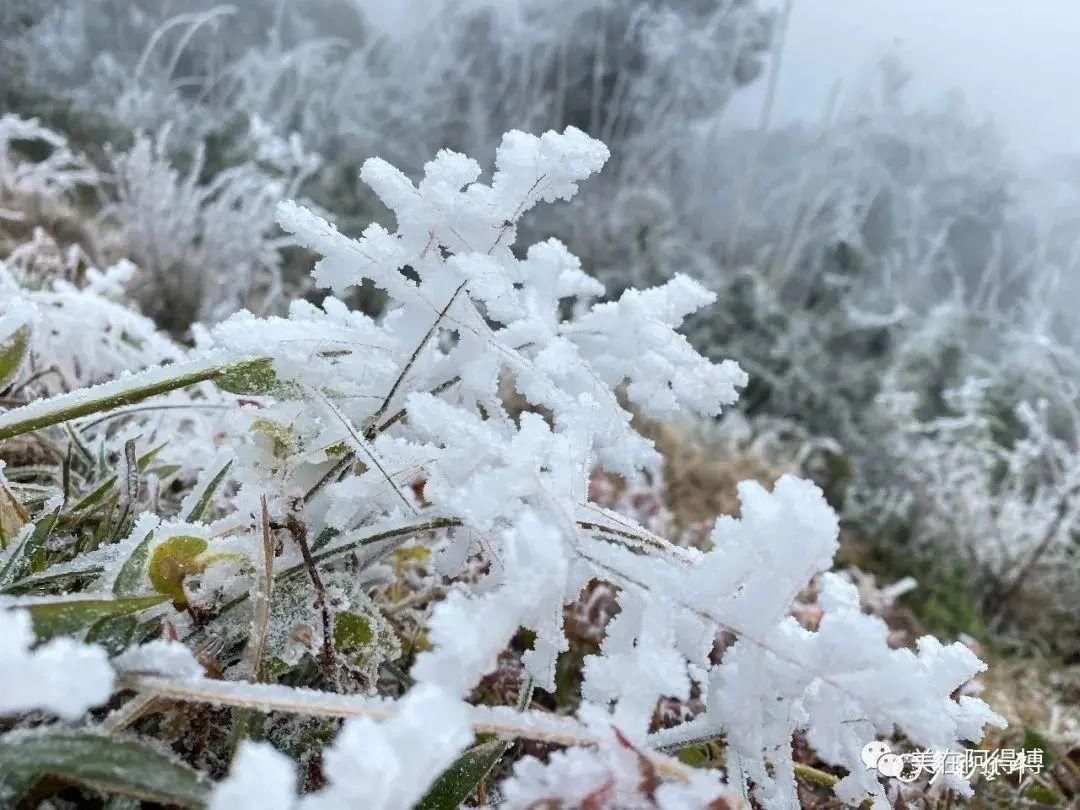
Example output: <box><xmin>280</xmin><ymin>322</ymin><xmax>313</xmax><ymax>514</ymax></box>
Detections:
<box><xmin>0</xmin><ymin>2</ymin><xmax>1077</xmax><ymax>808</ymax></box>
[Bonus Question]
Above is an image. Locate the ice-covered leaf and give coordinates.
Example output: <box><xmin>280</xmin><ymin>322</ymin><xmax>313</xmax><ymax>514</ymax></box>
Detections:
<box><xmin>0</xmin><ymin>731</ymin><xmax>210</xmax><ymax>807</ymax></box>
<box><xmin>16</xmin><ymin>594</ymin><xmax>167</xmax><ymax>639</ymax></box>
<box><xmin>0</xmin><ymin>324</ymin><xmax>30</xmax><ymax>391</ymax></box>
<box><xmin>414</xmin><ymin>738</ymin><xmax>508</xmax><ymax>810</ymax></box>
<box><xmin>147</xmin><ymin>535</ymin><xmax>228</xmax><ymax>606</ymax></box>
<box><xmin>113</xmin><ymin>531</ymin><xmax>153</xmax><ymax>596</ymax></box>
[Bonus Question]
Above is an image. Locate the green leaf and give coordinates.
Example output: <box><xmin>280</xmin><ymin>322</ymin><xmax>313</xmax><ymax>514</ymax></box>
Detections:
<box><xmin>333</xmin><ymin>611</ymin><xmax>373</xmax><ymax>650</ymax></box>
<box><xmin>1021</xmin><ymin>726</ymin><xmax>1054</xmax><ymax>765</ymax></box>
<box><xmin>413</xmin><ymin>739</ymin><xmax>509</xmax><ymax>810</ymax></box>
<box><xmin>72</xmin><ymin>476</ymin><xmax>119</xmax><ymax>513</ymax></box>
<box><xmin>148</xmin><ymin>463</ymin><xmax>182</xmax><ymax>480</ymax></box>
<box><xmin>0</xmin><ymin>481</ymin><xmax>29</xmax><ymax>548</ymax></box>
<box><xmin>215</xmin><ymin>358</ymin><xmax>300</xmax><ymax>397</ymax></box>
<box><xmin>85</xmin><ymin>613</ymin><xmax>138</xmax><ymax>656</ymax></box>
<box><xmin>1</xmin><ymin>565</ymin><xmax>104</xmax><ymax>596</ymax></box>
<box><xmin>113</xmin><ymin>531</ymin><xmax>154</xmax><ymax>596</ymax></box>
<box><xmin>184</xmin><ymin>460</ymin><xmax>233</xmax><ymax>522</ymax></box>
<box><xmin>677</xmin><ymin>744</ymin><xmax>712</xmax><ymax>768</ymax></box>
<box><xmin>0</xmin><ymin>357</ymin><xmax>227</xmax><ymax>443</ymax></box>
<box><xmin>311</xmin><ymin>526</ymin><xmax>339</xmax><ymax>551</ymax></box>
<box><xmin>65</xmin><ymin>422</ymin><xmax>96</xmax><ymax>466</ymax></box>
<box><xmin>1024</xmin><ymin>781</ymin><xmax>1065</xmax><ymax>805</ymax></box>
<box><xmin>19</xmin><ymin>594</ymin><xmax>167</xmax><ymax>640</ymax></box>
<box><xmin>148</xmin><ymin>535</ymin><xmax>208</xmax><ymax>605</ymax></box>
<box><xmin>133</xmin><ymin>616</ymin><xmax>164</xmax><ymax>645</ymax></box>
<box><xmin>0</xmin><ymin>731</ymin><xmax>210</xmax><ymax>807</ymax></box>
<box><xmin>0</xmin><ymin>529</ymin><xmax>33</xmax><ymax>590</ymax></box>
<box><xmin>136</xmin><ymin>442</ymin><xmax>168</xmax><ymax>472</ymax></box>
<box><xmin>0</xmin><ymin>324</ymin><xmax>30</xmax><ymax>391</ymax></box>
<box><xmin>0</xmin><ymin>506</ymin><xmax>59</xmax><ymax>587</ymax></box>
<box><xmin>146</xmin><ymin>534</ymin><xmax>247</xmax><ymax>607</ymax></box>
<box><xmin>71</xmin><ymin>445</ymin><xmax>168</xmax><ymax>516</ymax></box>
<box><xmin>28</xmin><ymin>506</ymin><xmax>61</xmax><ymax>574</ymax></box>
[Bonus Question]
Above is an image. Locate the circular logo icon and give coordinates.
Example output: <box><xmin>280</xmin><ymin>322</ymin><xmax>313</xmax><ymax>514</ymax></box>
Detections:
<box><xmin>861</xmin><ymin>741</ymin><xmax>890</xmax><ymax>770</ymax></box>
<box><xmin>877</xmin><ymin>752</ymin><xmax>905</xmax><ymax>778</ymax></box>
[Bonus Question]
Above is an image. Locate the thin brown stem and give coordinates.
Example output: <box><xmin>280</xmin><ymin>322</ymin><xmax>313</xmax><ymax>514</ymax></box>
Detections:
<box><xmin>245</xmin><ymin>497</ymin><xmax>275</xmax><ymax>682</ymax></box>
<box><xmin>284</xmin><ymin>511</ymin><xmax>338</xmax><ymax>688</ymax></box>
<box><xmin>310</xmin><ymin>388</ymin><xmax>416</xmax><ymax>515</ymax></box>
<box><xmin>363</xmin><ymin>282</ymin><xmax>467</xmax><ymax>441</ymax></box>
<box><xmin>303</xmin><ymin>454</ymin><xmax>354</xmax><ymax>503</ymax></box>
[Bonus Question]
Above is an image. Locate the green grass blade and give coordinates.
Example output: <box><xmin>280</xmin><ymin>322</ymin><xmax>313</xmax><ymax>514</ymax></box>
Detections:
<box><xmin>0</xmin><ymin>731</ymin><xmax>210</xmax><ymax>807</ymax></box>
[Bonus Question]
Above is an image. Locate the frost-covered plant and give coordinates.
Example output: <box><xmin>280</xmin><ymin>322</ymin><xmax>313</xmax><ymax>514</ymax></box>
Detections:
<box><xmin>868</xmin><ymin>371</ymin><xmax>1080</xmax><ymax>650</ymax></box>
<box><xmin>0</xmin><ymin>114</ymin><xmax>103</xmax><ymax>265</ymax></box>
<box><xmin>106</xmin><ymin>130</ymin><xmax>301</xmax><ymax>332</ymax></box>
<box><xmin>677</xmin><ymin>62</ymin><xmax>1021</xmax><ymax>437</ymax></box>
<box><xmin>0</xmin><ymin>110</ymin><xmax>298</xmax><ymax>337</ymax></box>
<box><xmin>0</xmin><ymin>128</ymin><xmax>1003</xmax><ymax>809</ymax></box>
<box><xmin>9</xmin><ymin>0</ymin><xmax>771</xmax><ymax>165</ymax></box>
<box><xmin>5</xmin><ymin>1</ymin><xmax>773</xmax><ymax>316</ymax></box>
<box><xmin>0</xmin><ymin>253</ymin><xmax>183</xmax><ymax>396</ymax></box>
<box><xmin>0</xmin><ymin>114</ymin><xmax>98</xmax><ymax>212</ymax></box>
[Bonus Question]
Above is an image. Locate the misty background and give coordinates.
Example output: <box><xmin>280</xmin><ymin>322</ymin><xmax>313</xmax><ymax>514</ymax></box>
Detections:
<box><xmin>732</xmin><ymin>0</ymin><xmax>1080</xmax><ymax>164</ymax></box>
<box><xmin>2</xmin><ymin>0</ymin><xmax>1079</xmax><ymax>656</ymax></box>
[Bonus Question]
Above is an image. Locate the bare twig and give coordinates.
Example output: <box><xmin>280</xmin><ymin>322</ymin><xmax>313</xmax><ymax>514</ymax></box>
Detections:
<box><xmin>488</xmin><ymin>175</ymin><xmax>546</xmax><ymax>254</ymax></box>
<box><xmin>244</xmin><ymin>496</ymin><xmax>275</xmax><ymax>682</ymax></box>
<box><xmin>308</xmin><ymin>388</ymin><xmax>416</xmax><ymax>515</ymax></box>
<box><xmin>362</xmin><ymin>281</ymin><xmax>467</xmax><ymax>441</ymax></box>
<box><xmin>119</xmin><ymin>674</ymin><xmax>701</xmax><ymax>784</ymax></box>
<box><xmin>284</xmin><ymin>509</ymin><xmax>338</xmax><ymax>688</ymax></box>
<box><xmin>101</xmin><ymin>693</ymin><xmax>163</xmax><ymax>733</ymax></box>
<box><xmin>303</xmin><ymin>454</ymin><xmax>354</xmax><ymax>503</ymax></box>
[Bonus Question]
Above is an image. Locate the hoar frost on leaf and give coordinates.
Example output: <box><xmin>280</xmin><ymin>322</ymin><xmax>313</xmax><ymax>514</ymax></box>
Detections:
<box><xmin>209</xmin><ymin>685</ymin><xmax>473</xmax><ymax>810</ymax></box>
<box><xmin>112</xmin><ymin>640</ymin><xmax>204</xmax><ymax>679</ymax></box>
<box><xmin>503</xmin><ymin>708</ymin><xmax>735</xmax><ymax>810</ymax></box>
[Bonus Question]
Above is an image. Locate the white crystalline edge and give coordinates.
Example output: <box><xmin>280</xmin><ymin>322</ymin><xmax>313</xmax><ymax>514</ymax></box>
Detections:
<box><xmin>0</xmin><ymin>609</ymin><xmax>114</xmax><ymax>719</ymax></box>
<box><xmin>0</xmin><ymin>590</ymin><xmax>152</xmax><ymax>607</ymax></box>
<box><xmin>127</xmin><ymin>674</ymin><xmax>597</xmax><ymax>746</ymax></box>
<box><xmin>112</xmin><ymin>640</ymin><xmax>204</xmax><ymax>679</ymax></box>
<box><xmin>209</xmin><ymin>741</ymin><xmax>297</xmax><ymax>810</ymax></box>
<box><xmin>0</xmin><ymin>352</ymin><xmax>233</xmax><ymax>432</ymax></box>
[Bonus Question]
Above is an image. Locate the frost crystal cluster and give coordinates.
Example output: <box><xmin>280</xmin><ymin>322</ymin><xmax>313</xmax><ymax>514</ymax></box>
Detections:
<box><xmin>0</xmin><ymin>127</ymin><xmax>1003</xmax><ymax>809</ymax></box>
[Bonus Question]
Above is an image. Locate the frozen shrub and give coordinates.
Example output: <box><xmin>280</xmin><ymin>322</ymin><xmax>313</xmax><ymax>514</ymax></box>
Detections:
<box><xmin>866</xmin><ymin>366</ymin><xmax>1080</xmax><ymax>651</ymax></box>
<box><xmin>0</xmin><ymin>114</ymin><xmax>103</xmax><ymax>261</ymax></box>
<box><xmin>0</xmin><ymin>115</ymin><xmax>98</xmax><ymax>207</ymax></box>
<box><xmin>0</xmin><ymin>252</ymin><xmax>182</xmax><ymax>396</ymax></box>
<box><xmin>105</xmin><ymin>130</ymin><xmax>294</xmax><ymax>332</ymax></box>
<box><xmin>0</xmin><ymin>129</ymin><xmax>1002</xmax><ymax>809</ymax></box>
<box><xmin>5</xmin><ymin>1</ymin><xmax>774</xmax><ymax>326</ymax></box>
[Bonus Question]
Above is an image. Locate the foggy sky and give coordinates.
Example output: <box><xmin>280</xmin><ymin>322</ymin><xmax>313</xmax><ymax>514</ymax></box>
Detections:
<box><xmin>726</xmin><ymin>0</ymin><xmax>1080</xmax><ymax>166</ymax></box>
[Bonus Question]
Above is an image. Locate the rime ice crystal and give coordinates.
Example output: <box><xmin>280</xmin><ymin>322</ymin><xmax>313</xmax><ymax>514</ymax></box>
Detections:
<box><xmin>0</xmin><ymin>125</ymin><xmax>1004</xmax><ymax>809</ymax></box>
<box><xmin>0</xmin><ymin>610</ymin><xmax>114</xmax><ymax>720</ymax></box>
